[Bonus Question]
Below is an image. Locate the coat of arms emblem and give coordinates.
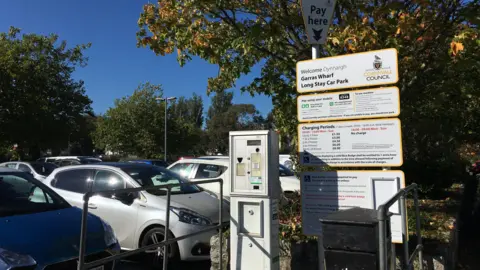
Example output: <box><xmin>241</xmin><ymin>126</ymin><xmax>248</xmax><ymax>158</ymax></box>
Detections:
<box><xmin>373</xmin><ymin>55</ymin><xmax>382</xmax><ymax>70</ymax></box>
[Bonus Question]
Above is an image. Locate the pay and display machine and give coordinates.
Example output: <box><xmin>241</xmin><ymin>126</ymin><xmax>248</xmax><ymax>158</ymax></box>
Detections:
<box><xmin>229</xmin><ymin>130</ymin><xmax>281</xmax><ymax>270</ymax></box>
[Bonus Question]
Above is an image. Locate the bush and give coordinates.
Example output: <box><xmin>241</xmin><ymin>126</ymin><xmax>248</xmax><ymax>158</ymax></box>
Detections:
<box><xmin>402</xmin><ymin>158</ymin><xmax>466</xmax><ymax>197</ymax></box>
<box><xmin>279</xmin><ymin>192</ymin><xmax>315</xmax><ymax>242</ymax></box>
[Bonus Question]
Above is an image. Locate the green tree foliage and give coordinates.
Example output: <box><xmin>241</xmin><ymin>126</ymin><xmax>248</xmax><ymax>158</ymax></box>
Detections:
<box><xmin>171</xmin><ymin>94</ymin><xmax>204</xmax><ymax>128</ymax></box>
<box><xmin>205</xmin><ymin>91</ymin><xmax>270</xmax><ymax>154</ymax></box>
<box><xmin>92</xmin><ymin>83</ymin><xmax>205</xmax><ymax>158</ymax></box>
<box><xmin>168</xmin><ymin>94</ymin><xmax>205</xmax><ymax>155</ymax></box>
<box><xmin>137</xmin><ymin>0</ymin><xmax>480</xmax><ymax>192</ymax></box>
<box><xmin>63</xmin><ymin>113</ymin><xmax>97</xmax><ymax>156</ymax></box>
<box><xmin>0</xmin><ymin>27</ymin><xmax>93</xmax><ymax>158</ymax></box>
<box><xmin>93</xmin><ymin>83</ymin><xmax>166</xmax><ymax>158</ymax></box>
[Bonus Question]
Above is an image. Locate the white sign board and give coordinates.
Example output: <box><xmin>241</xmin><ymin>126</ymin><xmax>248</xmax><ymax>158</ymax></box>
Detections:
<box><xmin>300</xmin><ymin>170</ymin><xmax>405</xmax><ymax>243</ymax></box>
<box><xmin>296</xmin><ymin>48</ymin><xmax>398</xmax><ymax>93</ymax></box>
<box><xmin>301</xmin><ymin>0</ymin><xmax>336</xmax><ymax>44</ymax></box>
<box><xmin>298</xmin><ymin>118</ymin><xmax>403</xmax><ymax>167</ymax></box>
<box><xmin>297</xmin><ymin>87</ymin><xmax>400</xmax><ymax>122</ymax></box>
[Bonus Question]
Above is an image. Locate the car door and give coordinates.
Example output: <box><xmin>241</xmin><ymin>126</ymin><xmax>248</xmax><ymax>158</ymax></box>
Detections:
<box><xmin>190</xmin><ymin>163</ymin><xmax>228</xmax><ymax>195</ymax></box>
<box><xmin>88</xmin><ymin>169</ymin><xmax>140</xmax><ymax>249</ymax></box>
<box><xmin>50</xmin><ymin>168</ymin><xmax>94</xmax><ymax>208</ymax></box>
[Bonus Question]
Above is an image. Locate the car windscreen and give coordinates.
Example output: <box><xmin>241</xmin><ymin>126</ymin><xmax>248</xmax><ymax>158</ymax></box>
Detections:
<box><xmin>0</xmin><ymin>172</ymin><xmax>69</xmax><ymax>217</ymax></box>
<box><xmin>279</xmin><ymin>164</ymin><xmax>295</xmax><ymax>176</ymax></box>
<box><xmin>30</xmin><ymin>163</ymin><xmax>58</xmax><ymax>176</ymax></box>
<box><xmin>121</xmin><ymin>166</ymin><xmax>201</xmax><ymax>195</ymax></box>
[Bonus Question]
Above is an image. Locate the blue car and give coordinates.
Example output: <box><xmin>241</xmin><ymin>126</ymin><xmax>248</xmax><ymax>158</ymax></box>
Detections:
<box><xmin>0</xmin><ymin>167</ymin><xmax>120</xmax><ymax>269</ymax></box>
<box><xmin>126</xmin><ymin>159</ymin><xmax>169</xmax><ymax>168</ymax></box>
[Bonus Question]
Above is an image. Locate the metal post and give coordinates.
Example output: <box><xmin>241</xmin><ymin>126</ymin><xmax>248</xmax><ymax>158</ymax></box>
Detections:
<box><xmin>163</xmin><ymin>187</ymin><xmax>171</xmax><ymax>270</ymax></box>
<box><xmin>78</xmin><ymin>195</ymin><xmax>90</xmax><ymax>270</ymax></box>
<box><xmin>391</xmin><ymin>241</ymin><xmax>396</xmax><ymax>270</ymax></box>
<box><xmin>219</xmin><ymin>179</ymin><xmax>224</xmax><ymax>270</ymax></box>
<box><xmin>378</xmin><ymin>206</ymin><xmax>387</xmax><ymax>270</ymax></box>
<box><xmin>312</xmin><ymin>45</ymin><xmax>320</xmax><ymax>59</ymax></box>
<box><xmin>164</xmin><ymin>99</ymin><xmax>168</xmax><ymax>162</ymax></box>
<box><xmin>157</xmin><ymin>97</ymin><xmax>176</xmax><ymax>162</ymax></box>
<box><xmin>399</xmin><ymin>195</ymin><xmax>409</xmax><ymax>270</ymax></box>
<box><xmin>413</xmin><ymin>189</ymin><xmax>424</xmax><ymax>270</ymax></box>
<box><xmin>312</xmin><ymin>44</ymin><xmax>324</xmax><ymax>270</ymax></box>
<box><xmin>383</xmin><ymin>166</ymin><xmax>394</xmax><ymax>270</ymax></box>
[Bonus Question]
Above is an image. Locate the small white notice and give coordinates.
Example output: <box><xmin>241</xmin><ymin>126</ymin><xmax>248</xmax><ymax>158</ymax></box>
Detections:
<box><xmin>297</xmin><ymin>87</ymin><xmax>400</xmax><ymax>122</ymax></box>
<box><xmin>296</xmin><ymin>48</ymin><xmax>398</xmax><ymax>93</ymax></box>
<box><xmin>301</xmin><ymin>0</ymin><xmax>336</xmax><ymax>44</ymax></box>
<box><xmin>298</xmin><ymin>118</ymin><xmax>403</xmax><ymax>167</ymax></box>
<box><xmin>300</xmin><ymin>170</ymin><xmax>405</xmax><ymax>243</ymax></box>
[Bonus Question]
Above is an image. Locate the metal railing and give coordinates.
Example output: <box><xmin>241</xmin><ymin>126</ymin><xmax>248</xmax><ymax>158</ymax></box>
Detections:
<box><xmin>77</xmin><ymin>179</ymin><xmax>224</xmax><ymax>270</ymax></box>
<box><xmin>378</xmin><ymin>183</ymin><xmax>423</xmax><ymax>270</ymax></box>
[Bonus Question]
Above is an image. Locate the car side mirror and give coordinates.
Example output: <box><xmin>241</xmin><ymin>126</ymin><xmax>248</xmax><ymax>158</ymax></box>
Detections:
<box><xmin>115</xmin><ymin>192</ymin><xmax>137</xmax><ymax>205</ymax></box>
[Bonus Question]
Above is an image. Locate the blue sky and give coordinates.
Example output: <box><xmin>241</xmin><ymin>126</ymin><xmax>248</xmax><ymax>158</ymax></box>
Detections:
<box><xmin>0</xmin><ymin>0</ymin><xmax>273</xmax><ymax>116</ymax></box>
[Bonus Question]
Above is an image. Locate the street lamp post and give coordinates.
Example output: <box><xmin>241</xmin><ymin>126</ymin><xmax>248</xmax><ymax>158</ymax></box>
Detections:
<box><xmin>156</xmin><ymin>96</ymin><xmax>177</xmax><ymax>162</ymax></box>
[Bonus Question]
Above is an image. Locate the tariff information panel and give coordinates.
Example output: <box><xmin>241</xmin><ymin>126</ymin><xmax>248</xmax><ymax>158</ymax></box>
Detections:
<box><xmin>296</xmin><ymin>48</ymin><xmax>398</xmax><ymax>93</ymax></box>
<box><xmin>300</xmin><ymin>170</ymin><xmax>405</xmax><ymax>243</ymax></box>
<box><xmin>297</xmin><ymin>87</ymin><xmax>400</xmax><ymax>122</ymax></box>
<box><xmin>298</xmin><ymin>118</ymin><xmax>403</xmax><ymax>167</ymax></box>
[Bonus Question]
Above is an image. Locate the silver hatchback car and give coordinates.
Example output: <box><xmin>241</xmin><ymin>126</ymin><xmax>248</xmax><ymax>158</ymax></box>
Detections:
<box><xmin>43</xmin><ymin>162</ymin><xmax>229</xmax><ymax>263</ymax></box>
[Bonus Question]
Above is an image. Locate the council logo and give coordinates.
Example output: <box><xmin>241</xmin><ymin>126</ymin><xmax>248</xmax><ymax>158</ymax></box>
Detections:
<box><xmin>364</xmin><ymin>54</ymin><xmax>392</xmax><ymax>81</ymax></box>
<box><xmin>373</xmin><ymin>55</ymin><xmax>382</xmax><ymax>70</ymax></box>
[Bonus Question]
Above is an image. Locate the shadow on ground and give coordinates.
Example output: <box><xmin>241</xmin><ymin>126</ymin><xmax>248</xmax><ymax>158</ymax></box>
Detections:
<box><xmin>117</xmin><ymin>254</ymin><xmax>211</xmax><ymax>270</ymax></box>
<box><xmin>455</xmin><ymin>174</ymin><xmax>480</xmax><ymax>269</ymax></box>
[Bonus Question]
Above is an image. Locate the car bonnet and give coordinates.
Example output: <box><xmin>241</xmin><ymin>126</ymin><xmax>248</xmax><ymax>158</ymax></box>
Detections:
<box><xmin>0</xmin><ymin>207</ymin><xmax>110</xmax><ymax>266</ymax></box>
<box><xmin>155</xmin><ymin>191</ymin><xmax>230</xmax><ymax>224</ymax></box>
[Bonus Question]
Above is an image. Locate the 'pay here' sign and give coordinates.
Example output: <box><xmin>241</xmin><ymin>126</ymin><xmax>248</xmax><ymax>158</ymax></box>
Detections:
<box><xmin>301</xmin><ymin>0</ymin><xmax>336</xmax><ymax>44</ymax></box>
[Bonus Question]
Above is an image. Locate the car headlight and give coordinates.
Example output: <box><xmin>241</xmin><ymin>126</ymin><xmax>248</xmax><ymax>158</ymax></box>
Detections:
<box><xmin>0</xmin><ymin>248</ymin><xmax>37</xmax><ymax>269</ymax></box>
<box><xmin>101</xmin><ymin>220</ymin><xmax>119</xmax><ymax>248</ymax></box>
<box><xmin>170</xmin><ymin>207</ymin><xmax>212</xmax><ymax>226</ymax></box>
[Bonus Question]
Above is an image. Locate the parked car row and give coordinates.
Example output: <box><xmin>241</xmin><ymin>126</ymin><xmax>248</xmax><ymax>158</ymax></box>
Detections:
<box><xmin>0</xmin><ymin>160</ymin><xmax>230</xmax><ymax>268</ymax></box>
<box><xmin>0</xmin><ymin>155</ymin><xmax>298</xmax><ymax>269</ymax></box>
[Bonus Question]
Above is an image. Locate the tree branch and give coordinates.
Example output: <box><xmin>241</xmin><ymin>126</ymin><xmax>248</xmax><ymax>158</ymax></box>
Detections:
<box><xmin>214</xmin><ymin>8</ymin><xmax>295</xmax><ymax>67</ymax></box>
<box><xmin>279</xmin><ymin>0</ymin><xmax>306</xmax><ymax>51</ymax></box>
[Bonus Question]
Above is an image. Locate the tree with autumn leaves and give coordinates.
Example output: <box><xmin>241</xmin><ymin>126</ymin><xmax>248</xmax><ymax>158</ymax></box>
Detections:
<box><xmin>137</xmin><ymin>0</ymin><xmax>480</xmax><ymax>192</ymax></box>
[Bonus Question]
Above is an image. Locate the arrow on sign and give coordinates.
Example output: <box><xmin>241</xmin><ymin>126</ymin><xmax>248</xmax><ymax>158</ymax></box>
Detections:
<box><xmin>312</xmin><ymin>29</ymin><xmax>323</xmax><ymax>41</ymax></box>
<box><xmin>301</xmin><ymin>0</ymin><xmax>336</xmax><ymax>45</ymax></box>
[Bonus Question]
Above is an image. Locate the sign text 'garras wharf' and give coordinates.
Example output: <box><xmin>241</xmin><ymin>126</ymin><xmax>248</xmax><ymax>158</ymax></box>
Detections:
<box><xmin>296</xmin><ymin>48</ymin><xmax>399</xmax><ymax>93</ymax></box>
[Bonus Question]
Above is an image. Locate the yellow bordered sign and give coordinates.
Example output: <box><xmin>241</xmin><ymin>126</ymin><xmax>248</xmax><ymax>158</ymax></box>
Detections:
<box><xmin>296</xmin><ymin>48</ymin><xmax>399</xmax><ymax>93</ymax></box>
<box><xmin>297</xmin><ymin>87</ymin><xmax>400</xmax><ymax>122</ymax></box>
<box><xmin>297</xmin><ymin>118</ymin><xmax>403</xmax><ymax>167</ymax></box>
<box><xmin>299</xmin><ymin>170</ymin><xmax>406</xmax><ymax>243</ymax></box>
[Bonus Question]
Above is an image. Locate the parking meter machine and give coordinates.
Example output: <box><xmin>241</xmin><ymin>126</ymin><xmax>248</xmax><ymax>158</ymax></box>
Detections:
<box><xmin>229</xmin><ymin>130</ymin><xmax>281</xmax><ymax>270</ymax></box>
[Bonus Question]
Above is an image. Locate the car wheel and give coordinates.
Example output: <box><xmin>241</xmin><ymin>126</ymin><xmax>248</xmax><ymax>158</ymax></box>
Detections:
<box><xmin>140</xmin><ymin>227</ymin><xmax>180</xmax><ymax>267</ymax></box>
